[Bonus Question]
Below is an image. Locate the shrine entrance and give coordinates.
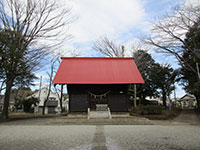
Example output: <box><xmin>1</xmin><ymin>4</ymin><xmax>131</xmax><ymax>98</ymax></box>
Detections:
<box><xmin>88</xmin><ymin>91</ymin><xmax>110</xmax><ymax>111</ymax></box>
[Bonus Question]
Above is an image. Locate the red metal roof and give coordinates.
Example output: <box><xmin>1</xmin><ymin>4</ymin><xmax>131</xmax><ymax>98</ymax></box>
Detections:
<box><xmin>53</xmin><ymin>57</ymin><xmax>144</xmax><ymax>84</ymax></box>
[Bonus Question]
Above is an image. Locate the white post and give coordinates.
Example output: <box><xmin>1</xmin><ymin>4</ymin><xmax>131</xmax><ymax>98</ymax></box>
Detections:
<box><xmin>87</xmin><ymin>108</ymin><xmax>90</xmax><ymax>119</ymax></box>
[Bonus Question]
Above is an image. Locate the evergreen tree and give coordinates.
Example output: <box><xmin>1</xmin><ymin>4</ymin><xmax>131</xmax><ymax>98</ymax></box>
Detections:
<box><xmin>152</xmin><ymin>64</ymin><xmax>177</xmax><ymax>107</ymax></box>
<box><xmin>180</xmin><ymin>19</ymin><xmax>200</xmax><ymax>109</ymax></box>
<box><xmin>133</xmin><ymin>50</ymin><xmax>159</xmax><ymax>103</ymax></box>
<box><xmin>133</xmin><ymin>50</ymin><xmax>177</xmax><ymax>107</ymax></box>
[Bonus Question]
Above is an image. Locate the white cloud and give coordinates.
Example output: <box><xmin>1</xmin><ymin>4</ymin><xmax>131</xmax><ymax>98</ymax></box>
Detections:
<box><xmin>64</xmin><ymin>0</ymin><xmax>145</xmax><ymax>54</ymax></box>
<box><xmin>185</xmin><ymin>0</ymin><xmax>200</xmax><ymax>6</ymax></box>
<box><xmin>59</xmin><ymin>0</ymin><xmax>199</xmax><ymax>57</ymax></box>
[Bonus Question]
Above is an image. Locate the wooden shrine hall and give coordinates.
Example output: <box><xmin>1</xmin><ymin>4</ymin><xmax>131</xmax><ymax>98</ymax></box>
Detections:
<box><xmin>53</xmin><ymin>57</ymin><xmax>144</xmax><ymax>113</ymax></box>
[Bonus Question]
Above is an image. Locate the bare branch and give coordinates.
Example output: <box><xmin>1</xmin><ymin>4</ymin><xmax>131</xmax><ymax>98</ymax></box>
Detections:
<box><xmin>93</xmin><ymin>37</ymin><xmax>125</xmax><ymax>57</ymax></box>
<box><xmin>0</xmin><ymin>0</ymin><xmax>74</xmax><ymax>119</ymax></box>
<box><xmin>144</xmin><ymin>3</ymin><xmax>200</xmax><ymax>74</ymax></box>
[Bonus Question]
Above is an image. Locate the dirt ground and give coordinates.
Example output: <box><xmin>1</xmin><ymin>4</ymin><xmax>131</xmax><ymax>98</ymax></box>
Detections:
<box><xmin>0</xmin><ymin>110</ymin><xmax>200</xmax><ymax>125</ymax></box>
<box><xmin>170</xmin><ymin>109</ymin><xmax>200</xmax><ymax>124</ymax></box>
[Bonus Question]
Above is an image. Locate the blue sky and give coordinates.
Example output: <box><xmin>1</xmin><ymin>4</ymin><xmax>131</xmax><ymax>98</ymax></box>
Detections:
<box><xmin>34</xmin><ymin>0</ymin><xmax>199</xmax><ymax>97</ymax></box>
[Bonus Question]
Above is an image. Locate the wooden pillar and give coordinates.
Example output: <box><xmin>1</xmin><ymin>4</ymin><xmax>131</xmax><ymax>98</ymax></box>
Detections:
<box><xmin>66</xmin><ymin>84</ymin><xmax>69</xmax><ymax>114</ymax></box>
<box><xmin>134</xmin><ymin>84</ymin><xmax>137</xmax><ymax>108</ymax></box>
<box><xmin>60</xmin><ymin>84</ymin><xmax>63</xmax><ymax>112</ymax></box>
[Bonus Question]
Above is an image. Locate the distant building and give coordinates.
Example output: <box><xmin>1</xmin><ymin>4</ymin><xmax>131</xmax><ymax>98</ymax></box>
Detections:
<box><xmin>144</xmin><ymin>96</ymin><xmax>162</xmax><ymax>105</ymax></box>
<box><xmin>177</xmin><ymin>93</ymin><xmax>197</xmax><ymax>109</ymax></box>
<box><xmin>0</xmin><ymin>95</ymin><xmax>15</xmax><ymax>112</ymax></box>
<box><xmin>27</xmin><ymin>88</ymin><xmax>67</xmax><ymax>114</ymax></box>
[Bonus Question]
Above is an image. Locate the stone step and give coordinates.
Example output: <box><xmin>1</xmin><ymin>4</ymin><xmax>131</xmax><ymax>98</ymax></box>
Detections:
<box><xmin>89</xmin><ymin>111</ymin><xmax>110</xmax><ymax>119</ymax></box>
<box><xmin>96</xmin><ymin>104</ymin><xmax>108</xmax><ymax>111</ymax></box>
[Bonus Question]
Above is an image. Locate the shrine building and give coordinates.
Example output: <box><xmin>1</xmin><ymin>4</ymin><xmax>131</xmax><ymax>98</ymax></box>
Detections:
<box><xmin>53</xmin><ymin>57</ymin><xmax>144</xmax><ymax>112</ymax></box>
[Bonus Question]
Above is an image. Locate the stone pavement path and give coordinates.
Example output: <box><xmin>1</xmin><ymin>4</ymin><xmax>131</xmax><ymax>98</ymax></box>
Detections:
<box><xmin>92</xmin><ymin>125</ymin><xmax>107</xmax><ymax>150</ymax></box>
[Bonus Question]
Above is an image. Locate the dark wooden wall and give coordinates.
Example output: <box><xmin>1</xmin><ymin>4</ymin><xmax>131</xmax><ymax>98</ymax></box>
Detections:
<box><xmin>69</xmin><ymin>94</ymin><xmax>88</xmax><ymax>112</ymax></box>
<box><xmin>108</xmin><ymin>94</ymin><xmax>128</xmax><ymax>112</ymax></box>
<box><xmin>67</xmin><ymin>84</ymin><xmax>129</xmax><ymax>112</ymax></box>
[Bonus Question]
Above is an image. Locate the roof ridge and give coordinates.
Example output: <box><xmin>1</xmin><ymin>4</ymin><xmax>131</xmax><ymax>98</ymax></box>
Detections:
<box><xmin>61</xmin><ymin>57</ymin><xmax>134</xmax><ymax>59</ymax></box>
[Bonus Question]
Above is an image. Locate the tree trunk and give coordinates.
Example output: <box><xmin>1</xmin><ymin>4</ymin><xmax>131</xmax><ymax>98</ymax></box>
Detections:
<box><xmin>194</xmin><ymin>94</ymin><xmax>200</xmax><ymax>110</ymax></box>
<box><xmin>42</xmin><ymin>99</ymin><xmax>48</xmax><ymax>115</ymax></box>
<box><xmin>60</xmin><ymin>84</ymin><xmax>63</xmax><ymax>112</ymax></box>
<box><xmin>1</xmin><ymin>79</ymin><xmax>13</xmax><ymax>120</ymax></box>
<box><xmin>162</xmin><ymin>90</ymin><xmax>167</xmax><ymax>109</ymax></box>
<box><xmin>139</xmin><ymin>95</ymin><xmax>142</xmax><ymax>106</ymax></box>
<box><xmin>42</xmin><ymin>79</ymin><xmax>52</xmax><ymax>115</ymax></box>
<box><xmin>43</xmin><ymin>62</ymin><xmax>54</xmax><ymax>115</ymax></box>
<box><xmin>168</xmin><ymin>95</ymin><xmax>171</xmax><ymax>111</ymax></box>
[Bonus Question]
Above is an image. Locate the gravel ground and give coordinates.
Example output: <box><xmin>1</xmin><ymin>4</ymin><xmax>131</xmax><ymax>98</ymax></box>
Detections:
<box><xmin>0</xmin><ymin>110</ymin><xmax>200</xmax><ymax>150</ymax></box>
<box><xmin>0</xmin><ymin>125</ymin><xmax>95</xmax><ymax>150</ymax></box>
<box><xmin>0</xmin><ymin>125</ymin><xmax>200</xmax><ymax>150</ymax></box>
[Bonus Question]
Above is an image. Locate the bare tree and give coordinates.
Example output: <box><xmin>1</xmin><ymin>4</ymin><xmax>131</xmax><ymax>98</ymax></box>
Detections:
<box><xmin>69</xmin><ymin>49</ymin><xmax>82</xmax><ymax>57</ymax></box>
<box><xmin>144</xmin><ymin>3</ymin><xmax>200</xmax><ymax>74</ymax></box>
<box><xmin>53</xmin><ymin>84</ymin><xmax>64</xmax><ymax>113</ymax></box>
<box><xmin>43</xmin><ymin>59</ymin><xmax>57</xmax><ymax>115</ymax></box>
<box><xmin>0</xmin><ymin>0</ymin><xmax>73</xmax><ymax>119</ymax></box>
<box><xmin>44</xmin><ymin>57</ymin><xmax>65</xmax><ymax>114</ymax></box>
<box><xmin>93</xmin><ymin>37</ymin><xmax>125</xmax><ymax>57</ymax></box>
<box><xmin>0</xmin><ymin>0</ymin><xmax>74</xmax><ymax>50</ymax></box>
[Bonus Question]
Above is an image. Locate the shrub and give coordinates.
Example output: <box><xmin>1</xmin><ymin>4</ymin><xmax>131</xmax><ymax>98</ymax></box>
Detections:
<box><xmin>14</xmin><ymin>98</ymin><xmax>23</xmax><ymax>110</ymax></box>
<box><xmin>23</xmin><ymin>97</ymin><xmax>39</xmax><ymax>113</ymax></box>
<box><xmin>130</xmin><ymin>105</ymin><xmax>164</xmax><ymax>115</ymax></box>
<box><xmin>140</xmin><ymin>105</ymin><xmax>164</xmax><ymax>115</ymax></box>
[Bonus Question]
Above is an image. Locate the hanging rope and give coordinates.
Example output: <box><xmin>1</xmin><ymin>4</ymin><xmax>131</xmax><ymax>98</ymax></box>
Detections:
<box><xmin>88</xmin><ymin>91</ymin><xmax>110</xmax><ymax>99</ymax></box>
